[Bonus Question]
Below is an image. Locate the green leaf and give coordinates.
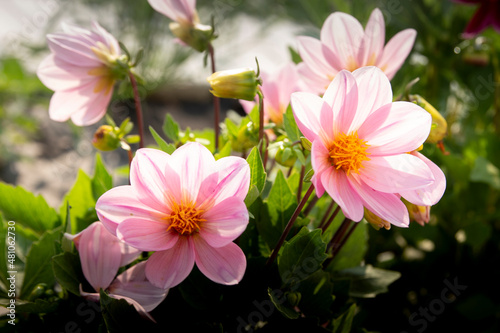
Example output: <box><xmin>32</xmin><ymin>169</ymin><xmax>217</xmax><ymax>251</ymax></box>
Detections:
<box><xmin>150</xmin><ymin>126</ymin><xmax>176</xmax><ymax>154</ymax></box>
<box><xmin>284</xmin><ymin>105</ymin><xmax>301</xmax><ymax>142</ymax></box>
<box><xmin>334</xmin><ymin>265</ymin><xmax>401</xmax><ymax>298</ymax></box>
<box><xmin>278</xmin><ymin>227</ymin><xmax>328</xmax><ymax>287</ymax></box>
<box><xmin>295</xmin><ymin>270</ymin><xmax>334</xmax><ymax>318</ymax></box>
<box><xmin>214</xmin><ymin>141</ymin><xmax>232</xmax><ymax>160</ymax></box>
<box><xmin>332</xmin><ymin>303</ymin><xmax>357</xmax><ymax>333</ymax></box>
<box><xmin>100</xmin><ymin>289</ymin><xmax>152</xmax><ymax>332</ymax></box>
<box><xmin>15</xmin><ymin>298</ymin><xmax>59</xmax><ymax>314</ymax></box>
<box><xmin>52</xmin><ymin>252</ymin><xmax>84</xmax><ymax>296</ymax></box>
<box><xmin>163</xmin><ymin>113</ymin><xmax>180</xmax><ymax>142</ymax></box>
<box><xmin>91</xmin><ymin>154</ymin><xmax>113</xmax><ymax>201</ymax></box>
<box><xmin>246</xmin><ymin>147</ymin><xmax>267</xmax><ymax>194</ymax></box>
<box><xmin>268</xmin><ymin>287</ymin><xmax>299</xmax><ymax>319</ymax></box>
<box><xmin>60</xmin><ymin>170</ymin><xmax>98</xmax><ymax>234</ymax></box>
<box><xmin>20</xmin><ymin>227</ymin><xmax>62</xmax><ymax>299</ymax></box>
<box><xmin>0</xmin><ymin>182</ymin><xmax>60</xmax><ymax>235</ymax></box>
<box><xmin>470</xmin><ymin>156</ymin><xmax>500</xmax><ymax>189</ymax></box>
<box><xmin>0</xmin><ymin>218</ymin><xmax>8</xmax><ymax>290</ymax></box>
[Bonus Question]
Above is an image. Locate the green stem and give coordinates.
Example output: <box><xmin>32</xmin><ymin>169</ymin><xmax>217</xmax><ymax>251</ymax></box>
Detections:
<box><xmin>128</xmin><ymin>71</ymin><xmax>145</xmax><ymax>149</ymax></box>
<box><xmin>208</xmin><ymin>43</ymin><xmax>220</xmax><ymax>151</ymax></box>
<box><xmin>321</xmin><ymin>205</ymin><xmax>341</xmax><ymax>233</ymax></box>
<box><xmin>297</xmin><ymin>165</ymin><xmax>305</xmax><ymax>203</ymax></box>
<box><xmin>266</xmin><ymin>184</ymin><xmax>315</xmax><ymax>267</ymax></box>
<box><xmin>257</xmin><ymin>90</ymin><xmax>265</xmax><ymax>159</ymax></box>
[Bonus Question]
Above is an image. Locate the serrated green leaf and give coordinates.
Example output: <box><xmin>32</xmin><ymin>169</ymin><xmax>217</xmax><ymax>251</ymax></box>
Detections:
<box><xmin>59</xmin><ymin>170</ymin><xmax>98</xmax><ymax>234</ymax></box>
<box><xmin>332</xmin><ymin>303</ymin><xmax>357</xmax><ymax>333</ymax></box>
<box><xmin>91</xmin><ymin>154</ymin><xmax>113</xmax><ymax>201</ymax></box>
<box><xmin>150</xmin><ymin>126</ymin><xmax>176</xmax><ymax>153</ymax></box>
<box><xmin>284</xmin><ymin>105</ymin><xmax>301</xmax><ymax>142</ymax></box>
<box><xmin>163</xmin><ymin>113</ymin><xmax>180</xmax><ymax>142</ymax></box>
<box><xmin>246</xmin><ymin>147</ymin><xmax>267</xmax><ymax>193</ymax></box>
<box><xmin>0</xmin><ymin>182</ymin><xmax>60</xmax><ymax>235</ymax></box>
<box><xmin>52</xmin><ymin>251</ymin><xmax>84</xmax><ymax>296</ymax></box>
<box><xmin>278</xmin><ymin>227</ymin><xmax>328</xmax><ymax>287</ymax></box>
<box><xmin>268</xmin><ymin>287</ymin><xmax>299</xmax><ymax>319</ymax></box>
<box><xmin>334</xmin><ymin>265</ymin><xmax>401</xmax><ymax>298</ymax></box>
<box><xmin>20</xmin><ymin>227</ymin><xmax>62</xmax><ymax>299</ymax></box>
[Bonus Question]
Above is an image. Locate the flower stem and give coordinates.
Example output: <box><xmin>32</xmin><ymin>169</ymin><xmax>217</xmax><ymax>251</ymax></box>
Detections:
<box><xmin>326</xmin><ymin>217</ymin><xmax>351</xmax><ymax>253</ymax></box>
<box><xmin>266</xmin><ymin>184</ymin><xmax>315</xmax><ymax>267</ymax></box>
<box><xmin>128</xmin><ymin>71</ymin><xmax>145</xmax><ymax>149</ymax></box>
<box><xmin>297</xmin><ymin>165</ymin><xmax>305</xmax><ymax>203</ymax></box>
<box><xmin>321</xmin><ymin>204</ymin><xmax>341</xmax><ymax>233</ymax></box>
<box><xmin>257</xmin><ymin>90</ymin><xmax>265</xmax><ymax>159</ymax></box>
<box><xmin>328</xmin><ymin>220</ymin><xmax>358</xmax><ymax>263</ymax></box>
<box><xmin>208</xmin><ymin>43</ymin><xmax>220</xmax><ymax>151</ymax></box>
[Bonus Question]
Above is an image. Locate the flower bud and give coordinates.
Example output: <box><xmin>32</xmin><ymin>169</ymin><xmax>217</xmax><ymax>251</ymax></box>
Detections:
<box><xmin>403</xmin><ymin>199</ymin><xmax>430</xmax><ymax>226</ymax></box>
<box><xmin>409</xmin><ymin>95</ymin><xmax>447</xmax><ymax>144</ymax></box>
<box><xmin>231</xmin><ymin>122</ymin><xmax>259</xmax><ymax>153</ymax></box>
<box><xmin>207</xmin><ymin>68</ymin><xmax>260</xmax><ymax>101</ymax></box>
<box><xmin>170</xmin><ymin>22</ymin><xmax>214</xmax><ymax>52</ymax></box>
<box><xmin>364</xmin><ymin>208</ymin><xmax>391</xmax><ymax>230</ymax></box>
<box><xmin>92</xmin><ymin>125</ymin><xmax>120</xmax><ymax>151</ymax></box>
<box><xmin>275</xmin><ymin>144</ymin><xmax>297</xmax><ymax>167</ymax></box>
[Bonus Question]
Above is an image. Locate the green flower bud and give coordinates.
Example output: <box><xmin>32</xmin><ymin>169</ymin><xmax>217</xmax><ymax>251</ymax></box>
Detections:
<box><xmin>207</xmin><ymin>68</ymin><xmax>260</xmax><ymax>101</ymax></box>
<box><xmin>92</xmin><ymin>125</ymin><xmax>121</xmax><ymax>151</ymax></box>
<box><xmin>170</xmin><ymin>22</ymin><xmax>214</xmax><ymax>53</ymax></box>
<box><xmin>275</xmin><ymin>144</ymin><xmax>297</xmax><ymax>168</ymax></box>
<box><xmin>409</xmin><ymin>95</ymin><xmax>447</xmax><ymax>144</ymax></box>
<box><xmin>231</xmin><ymin>122</ymin><xmax>259</xmax><ymax>153</ymax></box>
<box><xmin>364</xmin><ymin>208</ymin><xmax>391</xmax><ymax>230</ymax></box>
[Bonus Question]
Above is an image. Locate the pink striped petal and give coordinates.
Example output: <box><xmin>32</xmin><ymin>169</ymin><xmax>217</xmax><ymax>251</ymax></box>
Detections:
<box><xmin>109</xmin><ymin>262</ymin><xmax>168</xmax><ymax>313</ymax></box>
<box><xmin>193</xmin><ymin>236</ymin><xmax>246</xmax><ymax>285</ymax></box>
<box><xmin>378</xmin><ymin>29</ymin><xmax>416</xmax><ymax>79</ymax></box>
<box><xmin>199</xmin><ymin>197</ymin><xmax>249</xmax><ymax>248</ymax></box>
<box><xmin>148</xmin><ymin>0</ymin><xmax>197</xmax><ymax>23</ymax></box>
<box><xmin>349</xmin><ymin>67</ymin><xmax>393</xmax><ymax>132</ymax></box>
<box><xmin>297</xmin><ymin>63</ymin><xmax>330</xmax><ymax>94</ymax></box>
<box><xmin>69</xmin><ymin>87</ymin><xmax>113</xmax><ymax>126</ymax></box>
<box><xmin>91</xmin><ymin>21</ymin><xmax>120</xmax><ymax>55</ymax></box>
<box><xmin>130</xmin><ymin>148</ymin><xmax>176</xmax><ymax>212</ymax></box>
<box><xmin>321</xmin><ymin>168</ymin><xmax>364</xmax><ymax>221</ymax></box>
<box><xmin>348</xmin><ymin>176</ymin><xmax>409</xmax><ymax>227</ymax></box>
<box><xmin>323</xmin><ymin>70</ymin><xmax>358</xmax><ymax>135</ymax></box>
<box><xmin>364</xmin><ymin>101</ymin><xmax>431</xmax><ymax>156</ymax></box>
<box><xmin>321</xmin><ymin>12</ymin><xmax>364</xmax><ymax>71</ymax></box>
<box><xmin>47</xmin><ymin>33</ymin><xmax>101</xmax><ymax>68</ymax></box>
<box><xmin>359</xmin><ymin>154</ymin><xmax>434</xmax><ymax>193</ymax></box>
<box><xmin>291</xmin><ymin>92</ymin><xmax>331</xmax><ymax>143</ymax></box>
<box><xmin>37</xmin><ymin>54</ymin><xmax>93</xmax><ymax>91</ymax></box>
<box><xmin>358</xmin><ymin>8</ymin><xmax>385</xmax><ymax>66</ymax></box>
<box><xmin>119</xmin><ymin>242</ymin><xmax>142</xmax><ymax>267</ymax></box>
<box><xmin>145</xmin><ymin>237</ymin><xmax>195</xmax><ymax>289</ymax></box>
<box><xmin>116</xmin><ymin>218</ymin><xmax>178</xmax><ymax>251</ymax></box>
<box><xmin>400</xmin><ymin>152</ymin><xmax>446</xmax><ymax>206</ymax></box>
<box><xmin>297</xmin><ymin>36</ymin><xmax>334</xmax><ymax>79</ymax></box>
<box><xmin>96</xmin><ymin>185</ymin><xmax>165</xmax><ymax>235</ymax></box>
<box><xmin>78</xmin><ymin>222</ymin><xmax>122</xmax><ymax>291</ymax></box>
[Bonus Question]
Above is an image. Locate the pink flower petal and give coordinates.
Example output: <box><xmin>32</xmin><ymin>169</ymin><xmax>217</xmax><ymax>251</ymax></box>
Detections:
<box><xmin>130</xmin><ymin>148</ymin><xmax>176</xmax><ymax>212</ymax></box>
<box><xmin>378</xmin><ymin>29</ymin><xmax>416</xmax><ymax>80</ymax></box>
<box><xmin>348</xmin><ymin>176</ymin><xmax>409</xmax><ymax>227</ymax></box>
<box><xmin>297</xmin><ymin>36</ymin><xmax>335</xmax><ymax>80</ymax></box>
<box><xmin>145</xmin><ymin>237</ymin><xmax>195</xmax><ymax>289</ymax></box>
<box><xmin>193</xmin><ymin>236</ymin><xmax>246</xmax><ymax>285</ymax></box>
<box><xmin>291</xmin><ymin>92</ymin><xmax>331</xmax><ymax>143</ymax></box>
<box><xmin>95</xmin><ymin>184</ymin><xmax>165</xmax><ymax>235</ymax></box>
<box><xmin>321</xmin><ymin>168</ymin><xmax>364</xmax><ymax>221</ymax></box>
<box><xmin>322</xmin><ymin>70</ymin><xmax>358</xmax><ymax>135</ymax></box>
<box><xmin>363</xmin><ymin>101</ymin><xmax>431</xmax><ymax>156</ymax></box>
<box><xmin>148</xmin><ymin>0</ymin><xmax>197</xmax><ymax>23</ymax></box>
<box><xmin>69</xmin><ymin>88</ymin><xmax>113</xmax><ymax>126</ymax></box>
<box><xmin>297</xmin><ymin>63</ymin><xmax>330</xmax><ymax>94</ymax></box>
<box><xmin>119</xmin><ymin>242</ymin><xmax>142</xmax><ymax>267</ymax></box>
<box><xmin>116</xmin><ymin>218</ymin><xmax>178</xmax><ymax>251</ymax></box>
<box><xmin>109</xmin><ymin>262</ymin><xmax>168</xmax><ymax>313</ymax></box>
<box><xmin>358</xmin><ymin>8</ymin><xmax>385</xmax><ymax>66</ymax></box>
<box><xmin>310</xmin><ymin>139</ymin><xmax>331</xmax><ymax>197</ymax></box>
<box><xmin>320</xmin><ymin>12</ymin><xmax>364</xmax><ymax>71</ymax></box>
<box><xmin>78</xmin><ymin>222</ymin><xmax>122</xmax><ymax>291</ymax></box>
<box><xmin>37</xmin><ymin>54</ymin><xmax>93</xmax><ymax>91</ymax></box>
<box><xmin>47</xmin><ymin>33</ymin><xmax>101</xmax><ymax>68</ymax></box>
<box><xmin>359</xmin><ymin>154</ymin><xmax>434</xmax><ymax>193</ymax></box>
<box><xmin>400</xmin><ymin>152</ymin><xmax>446</xmax><ymax>206</ymax></box>
<box><xmin>199</xmin><ymin>197</ymin><xmax>249</xmax><ymax>248</ymax></box>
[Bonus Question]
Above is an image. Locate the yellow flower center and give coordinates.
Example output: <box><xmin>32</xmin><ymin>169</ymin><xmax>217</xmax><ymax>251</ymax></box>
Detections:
<box><xmin>329</xmin><ymin>131</ymin><xmax>370</xmax><ymax>175</ymax></box>
<box><xmin>88</xmin><ymin>66</ymin><xmax>115</xmax><ymax>94</ymax></box>
<box><xmin>165</xmin><ymin>201</ymin><xmax>205</xmax><ymax>235</ymax></box>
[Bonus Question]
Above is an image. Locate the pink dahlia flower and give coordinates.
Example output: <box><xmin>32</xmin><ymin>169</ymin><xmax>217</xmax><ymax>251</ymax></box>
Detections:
<box><xmin>297</xmin><ymin>8</ymin><xmax>416</xmax><ymax>94</ymax></box>
<box><xmin>453</xmin><ymin>0</ymin><xmax>500</xmax><ymax>38</ymax></box>
<box><xmin>291</xmin><ymin>66</ymin><xmax>443</xmax><ymax>227</ymax></box>
<box><xmin>147</xmin><ymin>0</ymin><xmax>198</xmax><ymax>25</ymax></box>
<box><xmin>240</xmin><ymin>63</ymin><xmax>304</xmax><ymax>126</ymax></box>
<box><xmin>65</xmin><ymin>222</ymin><xmax>168</xmax><ymax>320</ymax></box>
<box><xmin>37</xmin><ymin>22</ymin><xmax>122</xmax><ymax>126</ymax></box>
<box><xmin>96</xmin><ymin>142</ymin><xmax>250</xmax><ymax>289</ymax></box>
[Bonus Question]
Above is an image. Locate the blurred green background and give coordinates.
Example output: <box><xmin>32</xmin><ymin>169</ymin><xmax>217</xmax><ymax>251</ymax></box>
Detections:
<box><xmin>1</xmin><ymin>0</ymin><xmax>499</xmax><ymax>332</ymax></box>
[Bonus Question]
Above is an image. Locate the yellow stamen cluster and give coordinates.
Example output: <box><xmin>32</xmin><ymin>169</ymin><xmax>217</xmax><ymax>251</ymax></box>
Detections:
<box><xmin>165</xmin><ymin>201</ymin><xmax>205</xmax><ymax>235</ymax></box>
<box><xmin>329</xmin><ymin>131</ymin><xmax>370</xmax><ymax>175</ymax></box>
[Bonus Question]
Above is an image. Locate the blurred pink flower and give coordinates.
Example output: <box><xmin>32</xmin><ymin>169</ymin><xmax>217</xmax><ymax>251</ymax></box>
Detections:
<box><xmin>453</xmin><ymin>0</ymin><xmax>500</xmax><ymax>38</ymax></box>
<box><xmin>291</xmin><ymin>67</ymin><xmax>441</xmax><ymax>227</ymax></box>
<box><xmin>297</xmin><ymin>8</ymin><xmax>416</xmax><ymax>94</ymax></box>
<box><xmin>147</xmin><ymin>0</ymin><xmax>198</xmax><ymax>24</ymax></box>
<box><xmin>240</xmin><ymin>63</ymin><xmax>303</xmax><ymax>126</ymax></box>
<box><xmin>66</xmin><ymin>222</ymin><xmax>167</xmax><ymax>320</ymax></box>
<box><xmin>96</xmin><ymin>142</ymin><xmax>250</xmax><ymax>289</ymax></box>
<box><xmin>37</xmin><ymin>22</ymin><xmax>122</xmax><ymax>126</ymax></box>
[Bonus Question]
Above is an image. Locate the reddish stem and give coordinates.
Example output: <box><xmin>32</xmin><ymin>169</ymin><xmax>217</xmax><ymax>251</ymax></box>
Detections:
<box><xmin>128</xmin><ymin>71</ymin><xmax>145</xmax><ymax>149</ymax></box>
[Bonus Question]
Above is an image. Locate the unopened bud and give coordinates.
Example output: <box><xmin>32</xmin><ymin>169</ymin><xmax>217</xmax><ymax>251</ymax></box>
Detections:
<box><xmin>231</xmin><ymin>122</ymin><xmax>259</xmax><ymax>153</ymax></box>
<box><xmin>170</xmin><ymin>22</ymin><xmax>213</xmax><ymax>52</ymax></box>
<box><xmin>403</xmin><ymin>199</ymin><xmax>430</xmax><ymax>226</ymax></box>
<box><xmin>207</xmin><ymin>68</ymin><xmax>260</xmax><ymax>101</ymax></box>
<box><xmin>409</xmin><ymin>95</ymin><xmax>447</xmax><ymax>144</ymax></box>
<box><xmin>92</xmin><ymin>125</ymin><xmax>120</xmax><ymax>151</ymax></box>
<box><xmin>364</xmin><ymin>208</ymin><xmax>391</xmax><ymax>230</ymax></box>
<box><xmin>275</xmin><ymin>144</ymin><xmax>297</xmax><ymax>167</ymax></box>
